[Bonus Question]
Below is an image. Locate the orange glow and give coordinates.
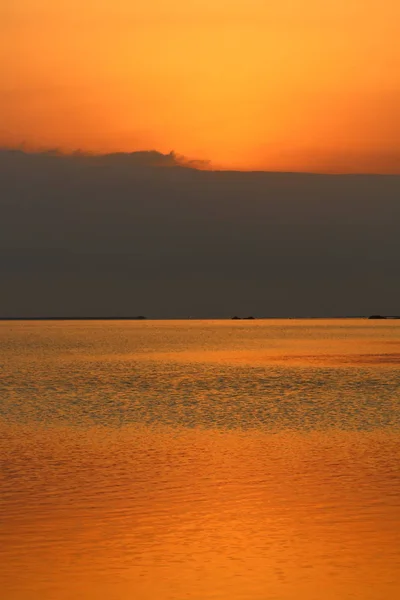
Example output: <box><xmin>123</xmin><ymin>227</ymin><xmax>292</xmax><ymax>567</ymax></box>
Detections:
<box><xmin>2</xmin><ymin>425</ymin><xmax>400</xmax><ymax>600</ymax></box>
<box><xmin>1</xmin><ymin>0</ymin><xmax>400</xmax><ymax>172</ymax></box>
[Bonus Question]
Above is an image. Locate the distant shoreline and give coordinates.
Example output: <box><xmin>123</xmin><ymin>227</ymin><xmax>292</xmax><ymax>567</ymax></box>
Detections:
<box><xmin>1</xmin><ymin>316</ymin><xmax>399</xmax><ymax>321</ymax></box>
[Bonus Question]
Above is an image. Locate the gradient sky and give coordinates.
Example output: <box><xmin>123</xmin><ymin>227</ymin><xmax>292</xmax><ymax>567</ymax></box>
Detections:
<box><xmin>1</xmin><ymin>0</ymin><xmax>400</xmax><ymax>172</ymax></box>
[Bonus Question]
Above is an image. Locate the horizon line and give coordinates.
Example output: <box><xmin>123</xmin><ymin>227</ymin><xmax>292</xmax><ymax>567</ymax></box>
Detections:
<box><xmin>0</xmin><ymin>316</ymin><xmax>394</xmax><ymax>321</ymax></box>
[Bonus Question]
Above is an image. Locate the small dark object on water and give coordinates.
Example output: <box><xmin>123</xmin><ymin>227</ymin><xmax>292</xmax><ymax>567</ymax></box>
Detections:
<box><xmin>368</xmin><ymin>315</ymin><xmax>387</xmax><ymax>319</ymax></box>
<box><xmin>231</xmin><ymin>316</ymin><xmax>255</xmax><ymax>320</ymax></box>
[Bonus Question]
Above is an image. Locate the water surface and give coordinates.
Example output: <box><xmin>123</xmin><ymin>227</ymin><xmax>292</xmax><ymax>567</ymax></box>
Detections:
<box><xmin>1</xmin><ymin>320</ymin><xmax>400</xmax><ymax>599</ymax></box>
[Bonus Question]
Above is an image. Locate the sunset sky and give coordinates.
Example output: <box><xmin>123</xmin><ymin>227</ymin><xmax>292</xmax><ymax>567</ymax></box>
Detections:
<box><xmin>2</xmin><ymin>0</ymin><xmax>400</xmax><ymax>172</ymax></box>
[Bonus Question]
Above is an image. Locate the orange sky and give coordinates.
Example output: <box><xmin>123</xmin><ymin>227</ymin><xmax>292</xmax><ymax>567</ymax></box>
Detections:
<box><xmin>1</xmin><ymin>0</ymin><xmax>400</xmax><ymax>172</ymax></box>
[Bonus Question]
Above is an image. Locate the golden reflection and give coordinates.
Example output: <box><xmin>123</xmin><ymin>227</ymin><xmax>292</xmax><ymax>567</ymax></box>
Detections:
<box><xmin>1</xmin><ymin>320</ymin><xmax>400</xmax><ymax>599</ymax></box>
<box><xmin>1</xmin><ymin>426</ymin><xmax>400</xmax><ymax>599</ymax></box>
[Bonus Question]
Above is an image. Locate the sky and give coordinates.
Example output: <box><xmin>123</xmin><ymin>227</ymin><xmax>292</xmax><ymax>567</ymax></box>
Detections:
<box><xmin>1</xmin><ymin>0</ymin><xmax>400</xmax><ymax>172</ymax></box>
<box><xmin>1</xmin><ymin>150</ymin><xmax>399</xmax><ymax>318</ymax></box>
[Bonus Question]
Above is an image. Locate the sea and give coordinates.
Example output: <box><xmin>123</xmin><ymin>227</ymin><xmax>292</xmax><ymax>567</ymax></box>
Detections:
<box><xmin>1</xmin><ymin>319</ymin><xmax>400</xmax><ymax>600</ymax></box>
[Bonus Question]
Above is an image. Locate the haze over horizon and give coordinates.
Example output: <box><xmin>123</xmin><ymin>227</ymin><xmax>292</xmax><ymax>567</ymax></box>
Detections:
<box><xmin>1</xmin><ymin>149</ymin><xmax>399</xmax><ymax>319</ymax></box>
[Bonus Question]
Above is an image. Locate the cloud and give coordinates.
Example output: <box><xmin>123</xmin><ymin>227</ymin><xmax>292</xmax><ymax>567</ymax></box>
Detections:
<box><xmin>1</xmin><ymin>149</ymin><xmax>399</xmax><ymax>317</ymax></box>
<box><xmin>0</xmin><ymin>148</ymin><xmax>205</xmax><ymax>168</ymax></box>
<box><xmin>89</xmin><ymin>150</ymin><xmax>196</xmax><ymax>168</ymax></box>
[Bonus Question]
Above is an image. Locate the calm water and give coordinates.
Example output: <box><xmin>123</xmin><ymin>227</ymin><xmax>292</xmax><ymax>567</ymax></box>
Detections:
<box><xmin>1</xmin><ymin>319</ymin><xmax>400</xmax><ymax>599</ymax></box>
